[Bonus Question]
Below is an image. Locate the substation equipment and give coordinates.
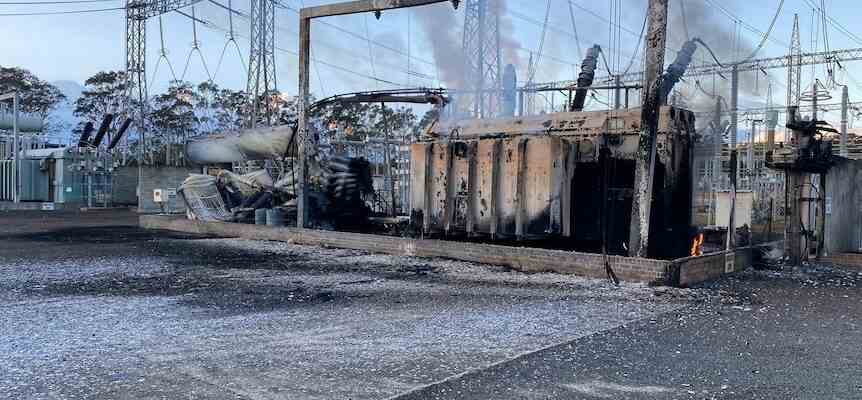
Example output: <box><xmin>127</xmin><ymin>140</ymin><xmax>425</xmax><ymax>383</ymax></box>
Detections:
<box><xmin>1</xmin><ymin>96</ymin><xmax>130</xmax><ymax>208</ymax></box>
<box><xmin>409</xmin><ymin>106</ymin><xmax>696</xmax><ymax>260</ymax></box>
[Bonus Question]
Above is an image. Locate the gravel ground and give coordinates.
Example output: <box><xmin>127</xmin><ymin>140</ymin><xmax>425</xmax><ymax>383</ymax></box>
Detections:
<box><xmin>0</xmin><ymin>210</ymin><xmax>699</xmax><ymax>400</ymax></box>
<box><xmin>395</xmin><ymin>264</ymin><xmax>862</xmax><ymax>400</ymax></box>
<box><xmin>5</xmin><ymin>211</ymin><xmax>857</xmax><ymax>400</ymax></box>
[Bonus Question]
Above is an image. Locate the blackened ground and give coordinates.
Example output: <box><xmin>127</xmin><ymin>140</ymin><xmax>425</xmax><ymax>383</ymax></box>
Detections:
<box><xmin>2</xmin><ymin>210</ymin><xmax>860</xmax><ymax>400</ymax></box>
<box><xmin>395</xmin><ymin>265</ymin><xmax>862</xmax><ymax>400</ymax></box>
<box><xmin>0</xmin><ymin>210</ymin><xmax>685</xmax><ymax>400</ymax></box>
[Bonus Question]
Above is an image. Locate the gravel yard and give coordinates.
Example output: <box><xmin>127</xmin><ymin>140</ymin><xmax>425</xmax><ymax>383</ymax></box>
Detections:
<box><xmin>0</xmin><ymin>210</ymin><xmax>694</xmax><ymax>400</ymax></box>
<box><xmin>3</xmin><ymin>210</ymin><xmax>859</xmax><ymax>400</ymax></box>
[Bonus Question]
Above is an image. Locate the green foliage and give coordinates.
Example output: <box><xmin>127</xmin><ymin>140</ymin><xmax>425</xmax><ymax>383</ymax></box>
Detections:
<box><xmin>0</xmin><ymin>66</ymin><xmax>65</xmax><ymax>118</ymax></box>
<box><xmin>72</xmin><ymin>70</ymin><xmax>127</xmax><ymax>138</ymax></box>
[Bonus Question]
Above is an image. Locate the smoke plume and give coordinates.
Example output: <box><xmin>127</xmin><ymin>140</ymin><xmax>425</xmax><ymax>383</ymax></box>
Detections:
<box><xmin>415</xmin><ymin>0</ymin><xmax>523</xmax><ymax>90</ymax></box>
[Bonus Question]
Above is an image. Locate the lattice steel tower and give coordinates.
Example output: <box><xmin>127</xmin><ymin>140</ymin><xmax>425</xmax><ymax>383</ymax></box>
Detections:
<box><xmin>247</xmin><ymin>0</ymin><xmax>277</xmax><ymax>127</ymax></box>
<box><xmin>461</xmin><ymin>0</ymin><xmax>502</xmax><ymax>118</ymax></box>
<box><xmin>787</xmin><ymin>14</ymin><xmax>802</xmax><ymax>109</ymax></box>
<box><xmin>125</xmin><ymin>0</ymin><xmax>148</xmax><ymax>156</ymax></box>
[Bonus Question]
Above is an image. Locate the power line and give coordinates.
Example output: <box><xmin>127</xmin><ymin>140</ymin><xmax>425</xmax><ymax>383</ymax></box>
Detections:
<box><xmin>0</xmin><ymin>5</ymin><xmax>123</xmax><ymax>15</ymax></box>
<box><xmin>204</xmin><ymin>2</ymin><xmax>436</xmax><ymax>84</ymax></box>
<box><xmin>0</xmin><ymin>0</ymin><xmax>117</xmax><ymax>3</ymax></box>
<box><xmin>701</xmin><ymin>0</ymin><xmax>788</xmax><ymax>48</ymax></box>
<box><xmin>197</xmin><ymin>16</ymin><xmax>412</xmax><ymax>88</ymax></box>
<box><xmin>802</xmin><ymin>0</ymin><xmax>862</xmax><ymax>47</ymax></box>
<box><xmin>277</xmin><ymin>3</ymin><xmax>438</xmax><ymax>68</ymax></box>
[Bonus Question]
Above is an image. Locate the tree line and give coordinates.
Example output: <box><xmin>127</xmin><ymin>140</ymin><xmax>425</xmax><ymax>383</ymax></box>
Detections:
<box><xmin>1</xmin><ymin>66</ymin><xmax>427</xmax><ymax>150</ymax></box>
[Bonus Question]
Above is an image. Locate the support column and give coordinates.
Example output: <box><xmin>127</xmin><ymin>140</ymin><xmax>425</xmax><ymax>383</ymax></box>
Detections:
<box><xmin>614</xmin><ymin>75</ymin><xmax>622</xmax><ymax>110</ymax></box>
<box><xmin>786</xmin><ymin>171</ymin><xmax>803</xmax><ymax>264</ymax></box>
<box><xmin>726</xmin><ymin>66</ymin><xmax>738</xmax><ymax>250</ymax></box>
<box><xmin>785</xmin><ymin>108</ymin><xmax>803</xmax><ymax>265</ymax></box>
<box><xmin>817</xmin><ymin>173</ymin><xmax>826</xmax><ymax>258</ymax></box>
<box><xmin>749</xmin><ymin>119</ymin><xmax>756</xmax><ymax>179</ymax></box>
<box><xmin>297</xmin><ymin>15</ymin><xmax>311</xmax><ymax>228</ymax></box>
<box><xmin>628</xmin><ymin>0</ymin><xmax>669</xmax><ymax>257</ymax></box>
<box><xmin>12</xmin><ymin>92</ymin><xmax>19</xmax><ymax>204</ymax></box>
<box><xmin>711</xmin><ymin>96</ymin><xmax>722</xmax><ymax>225</ymax></box>
<box><xmin>841</xmin><ymin>85</ymin><xmax>849</xmax><ymax>157</ymax></box>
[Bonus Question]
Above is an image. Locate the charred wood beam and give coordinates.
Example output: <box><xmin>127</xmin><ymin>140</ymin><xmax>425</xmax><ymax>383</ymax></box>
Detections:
<box><xmin>628</xmin><ymin>0</ymin><xmax>669</xmax><ymax>258</ymax></box>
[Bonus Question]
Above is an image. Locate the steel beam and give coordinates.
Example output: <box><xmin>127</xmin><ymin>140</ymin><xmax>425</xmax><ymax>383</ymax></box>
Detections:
<box><xmin>300</xmin><ymin>0</ymin><xmax>453</xmax><ymax>19</ymax></box>
<box><xmin>296</xmin><ymin>0</ymin><xmax>454</xmax><ymax>228</ymax></box>
<box><xmin>529</xmin><ymin>45</ymin><xmax>862</xmax><ymax>90</ymax></box>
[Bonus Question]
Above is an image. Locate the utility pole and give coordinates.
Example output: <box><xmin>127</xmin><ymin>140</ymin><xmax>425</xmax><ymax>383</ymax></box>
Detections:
<box><xmin>711</xmin><ymin>96</ymin><xmax>723</xmax><ymax>225</ymax></box>
<box><xmin>628</xmin><ymin>0</ymin><xmax>668</xmax><ymax>258</ymax></box>
<box><xmin>841</xmin><ymin>85</ymin><xmax>849</xmax><ymax>157</ymax></box>
<box><xmin>726</xmin><ymin>65</ymin><xmax>739</xmax><ymax>250</ymax></box>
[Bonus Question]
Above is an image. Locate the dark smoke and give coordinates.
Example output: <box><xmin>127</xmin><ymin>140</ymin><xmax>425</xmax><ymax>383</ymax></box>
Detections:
<box><xmin>415</xmin><ymin>0</ymin><xmax>523</xmax><ymax>89</ymax></box>
<box><xmin>665</xmin><ymin>0</ymin><xmax>773</xmax><ymax>114</ymax></box>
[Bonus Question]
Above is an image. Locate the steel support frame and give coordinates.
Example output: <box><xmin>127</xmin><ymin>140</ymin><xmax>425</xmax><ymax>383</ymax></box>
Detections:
<box><xmin>462</xmin><ymin>0</ymin><xmax>501</xmax><ymax>118</ymax></box>
<box><xmin>247</xmin><ymin>0</ymin><xmax>277</xmax><ymax>128</ymax></box>
<box><xmin>296</xmin><ymin>0</ymin><xmax>456</xmax><ymax>228</ymax></box>
<box><xmin>125</xmin><ymin>0</ymin><xmax>203</xmax><ymax>207</ymax></box>
<box><xmin>0</xmin><ymin>92</ymin><xmax>20</xmax><ymax>203</ymax></box>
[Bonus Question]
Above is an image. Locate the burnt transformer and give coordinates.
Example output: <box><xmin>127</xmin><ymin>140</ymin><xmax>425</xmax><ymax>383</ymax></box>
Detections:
<box><xmin>410</xmin><ymin>106</ymin><xmax>696</xmax><ymax>259</ymax></box>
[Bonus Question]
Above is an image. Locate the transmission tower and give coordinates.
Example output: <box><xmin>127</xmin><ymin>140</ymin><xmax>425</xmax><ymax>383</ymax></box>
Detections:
<box><xmin>787</xmin><ymin>13</ymin><xmax>802</xmax><ymax>109</ymax></box>
<box><xmin>125</xmin><ymin>0</ymin><xmax>148</xmax><ymax>158</ymax></box>
<box><xmin>461</xmin><ymin>0</ymin><xmax>502</xmax><ymax>118</ymax></box>
<box><xmin>247</xmin><ymin>0</ymin><xmax>277</xmax><ymax>128</ymax></box>
<box><xmin>125</xmin><ymin>0</ymin><xmax>206</xmax><ymax>162</ymax></box>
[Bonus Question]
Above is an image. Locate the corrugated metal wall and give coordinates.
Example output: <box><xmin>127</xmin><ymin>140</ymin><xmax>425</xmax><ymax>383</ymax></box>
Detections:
<box><xmin>0</xmin><ymin>160</ymin><xmax>14</xmax><ymax>201</ymax></box>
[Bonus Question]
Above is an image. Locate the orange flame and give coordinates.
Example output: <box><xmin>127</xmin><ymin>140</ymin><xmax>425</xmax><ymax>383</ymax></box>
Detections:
<box><xmin>690</xmin><ymin>233</ymin><xmax>704</xmax><ymax>257</ymax></box>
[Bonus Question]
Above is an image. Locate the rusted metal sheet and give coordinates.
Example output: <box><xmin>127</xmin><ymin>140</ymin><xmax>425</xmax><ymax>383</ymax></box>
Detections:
<box><xmin>410</xmin><ymin>106</ymin><xmax>695</xmax><ymax>258</ymax></box>
<box><xmin>413</xmin><ymin>136</ymin><xmax>569</xmax><ymax>239</ymax></box>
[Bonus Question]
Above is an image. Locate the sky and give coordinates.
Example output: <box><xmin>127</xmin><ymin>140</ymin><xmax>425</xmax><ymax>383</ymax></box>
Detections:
<box><xmin>2</xmin><ymin>0</ymin><xmax>862</xmax><ymax>137</ymax></box>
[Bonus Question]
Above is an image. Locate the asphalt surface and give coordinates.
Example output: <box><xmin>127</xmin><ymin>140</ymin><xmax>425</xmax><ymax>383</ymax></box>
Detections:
<box><xmin>1</xmin><ymin>210</ymin><xmax>860</xmax><ymax>400</ymax></box>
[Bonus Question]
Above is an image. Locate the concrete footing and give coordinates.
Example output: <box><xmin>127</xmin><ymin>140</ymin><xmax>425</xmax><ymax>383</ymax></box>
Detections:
<box><xmin>140</xmin><ymin>215</ymin><xmax>774</xmax><ymax>286</ymax></box>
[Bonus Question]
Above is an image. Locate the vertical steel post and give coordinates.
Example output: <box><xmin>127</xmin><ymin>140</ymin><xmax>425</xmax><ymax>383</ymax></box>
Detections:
<box><xmin>841</xmin><ymin>85</ymin><xmax>849</xmax><ymax>157</ymax></box>
<box><xmin>628</xmin><ymin>0</ymin><xmax>669</xmax><ymax>257</ymax></box>
<box><xmin>297</xmin><ymin>14</ymin><xmax>311</xmax><ymax>228</ymax></box>
<box><xmin>711</xmin><ymin>96</ymin><xmax>722</xmax><ymax>225</ymax></box>
<box><xmin>749</xmin><ymin>119</ymin><xmax>756</xmax><ymax>183</ymax></box>
<box><xmin>614</xmin><ymin>75</ymin><xmax>622</xmax><ymax>110</ymax></box>
<box><xmin>817</xmin><ymin>173</ymin><xmax>826</xmax><ymax>257</ymax></box>
<box><xmin>12</xmin><ymin>92</ymin><xmax>19</xmax><ymax>204</ymax></box>
<box><xmin>726</xmin><ymin>66</ymin><xmax>738</xmax><ymax>250</ymax></box>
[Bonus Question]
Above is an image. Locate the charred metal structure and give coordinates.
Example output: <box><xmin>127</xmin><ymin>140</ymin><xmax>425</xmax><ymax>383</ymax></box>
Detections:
<box><xmin>409</xmin><ymin>106</ymin><xmax>696</xmax><ymax>259</ymax></box>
